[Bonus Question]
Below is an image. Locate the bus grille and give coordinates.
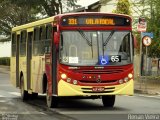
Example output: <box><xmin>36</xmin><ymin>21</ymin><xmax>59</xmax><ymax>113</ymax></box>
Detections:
<box><xmin>75</xmin><ymin>69</ymin><xmax>123</xmax><ymax>74</ymax></box>
<box><xmin>79</xmin><ymin>80</ymin><xmax>117</xmax><ymax>84</ymax></box>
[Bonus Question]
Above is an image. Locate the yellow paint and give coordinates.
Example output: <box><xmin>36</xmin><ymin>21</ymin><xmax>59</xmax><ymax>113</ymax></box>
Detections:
<box><xmin>10</xmin><ymin>57</ymin><xmax>16</xmax><ymax>87</ymax></box>
<box><xmin>16</xmin><ymin>31</ymin><xmax>21</xmax><ymax>34</ymax></box>
<box><xmin>11</xmin><ymin>14</ymin><xmax>54</xmax><ymax>94</ymax></box>
<box><xmin>19</xmin><ymin>57</ymin><xmax>27</xmax><ymax>90</ymax></box>
<box><xmin>58</xmin><ymin>79</ymin><xmax>134</xmax><ymax>96</ymax></box>
<box><xmin>12</xmin><ymin>16</ymin><xmax>55</xmax><ymax>32</ymax></box>
<box><xmin>27</xmin><ymin>28</ymin><xmax>34</xmax><ymax>32</ymax></box>
<box><xmin>31</xmin><ymin>56</ymin><xmax>45</xmax><ymax>93</ymax></box>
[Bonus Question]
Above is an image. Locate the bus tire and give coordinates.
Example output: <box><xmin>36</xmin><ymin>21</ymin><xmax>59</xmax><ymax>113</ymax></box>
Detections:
<box><xmin>20</xmin><ymin>76</ymin><xmax>28</xmax><ymax>101</ymax></box>
<box><xmin>31</xmin><ymin>92</ymin><xmax>38</xmax><ymax>99</ymax></box>
<box><xmin>102</xmin><ymin>95</ymin><xmax>115</xmax><ymax>107</ymax></box>
<box><xmin>46</xmin><ymin>85</ymin><xmax>58</xmax><ymax>108</ymax></box>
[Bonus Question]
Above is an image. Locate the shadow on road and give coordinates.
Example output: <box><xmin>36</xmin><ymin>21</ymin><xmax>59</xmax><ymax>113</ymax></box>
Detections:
<box><xmin>26</xmin><ymin>96</ymin><xmax>130</xmax><ymax>112</ymax></box>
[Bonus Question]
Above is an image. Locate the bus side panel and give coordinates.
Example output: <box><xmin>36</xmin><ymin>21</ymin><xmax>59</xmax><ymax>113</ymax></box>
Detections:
<box><xmin>19</xmin><ymin>57</ymin><xmax>27</xmax><ymax>90</ymax></box>
<box><xmin>45</xmin><ymin>54</ymin><xmax>52</xmax><ymax>96</ymax></box>
<box><xmin>31</xmin><ymin>56</ymin><xmax>45</xmax><ymax>93</ymax></box>
<box><xmin>10</xmin><ymin>57</ymin><xmax>16</xmax><ymax>87</ymax></box>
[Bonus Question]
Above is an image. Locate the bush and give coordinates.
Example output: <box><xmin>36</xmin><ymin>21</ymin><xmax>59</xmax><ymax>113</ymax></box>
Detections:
<box><xmin>0</xmin><ymin>57</ymin><xmax>10</xmax><ymax>66</ymax></box>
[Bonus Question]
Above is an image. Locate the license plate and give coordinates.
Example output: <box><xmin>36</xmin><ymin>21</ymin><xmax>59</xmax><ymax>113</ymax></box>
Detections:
<box><xmin>92</xmin><ymin>87</ymin><xmax>105</xmax><ymax>92</ymax></box>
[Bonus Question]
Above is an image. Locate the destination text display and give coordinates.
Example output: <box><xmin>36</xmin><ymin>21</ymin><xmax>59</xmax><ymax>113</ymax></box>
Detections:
<box><xmin>61</xmin><ymin>15</ymin><xmax>130</xmax><ymax>26</ymax></box>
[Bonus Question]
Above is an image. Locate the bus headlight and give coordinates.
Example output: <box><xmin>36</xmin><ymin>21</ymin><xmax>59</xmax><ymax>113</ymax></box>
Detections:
<box><xmin>128</xmin><ymin>73</ymin><xmax>133</xmax><ymax>79</ymax></box>
<box><xmin>67</xmin><ymin>78</ymin><xmax>71</xmax><ymax>83</ymax></box>
<box><xmin>73</xmin><ymin>80</ymin><xmax>78</xmax><ymax>85</ymax></box>
<box><xmin>119</xmin><ymin>79</ymin><xmax>123</xmax><ymax>84</ymax></box>
<box><xmin>61</xmin><ymin>73</ymin><xmax>67</xmax><ymax>79</ymax></box>
<box><xmin>124</xmin><ymin>77</ymin><xmax>129</xmax><ymax>82</ymax></box>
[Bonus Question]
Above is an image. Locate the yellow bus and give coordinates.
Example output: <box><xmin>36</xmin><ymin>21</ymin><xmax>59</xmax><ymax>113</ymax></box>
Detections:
<box><xmin>11</xmin><ymin>12</ymin><xmax>134</xmax><ymax>108</ymax></box>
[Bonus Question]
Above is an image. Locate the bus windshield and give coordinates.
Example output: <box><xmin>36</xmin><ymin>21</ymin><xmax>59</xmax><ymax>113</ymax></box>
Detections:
<box><xmin>59</xmin><ymin>30</ymin><xmax>133</xmax><ymax>66</ymax></box>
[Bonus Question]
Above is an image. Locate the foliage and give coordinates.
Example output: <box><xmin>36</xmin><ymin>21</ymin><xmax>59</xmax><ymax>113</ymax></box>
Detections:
<box><xmin>146</xmin><ymin>0</ymin><xmax>160</xmax><ymax>58</ymax></box>
<box><xmin>0</xmin><ymin>0</ymin><xmax>80</xmax><ymax>42</ymax></box>
<box><xmin>9</xmin><ymin>0</ymin><xmax>80</xmax><ymax>17</ymax></box>
<box><xmin>132</xmin><ymin>0</ymin><xmax>160</xmax><ymax>57</ymax></box>
<box><xmin>112</xmin><ymin>0</ymin><xmax>131</xmax><ymax>15</ymax></box>
<box><xmin>0</xmin><ymin>57</ymin><xmax>10</xmax><ymax>65</ymax></box>
<box><xmin>0</xmin><ymin>0</ymin><xmax>40</xmax><ymax>42</ymax></box>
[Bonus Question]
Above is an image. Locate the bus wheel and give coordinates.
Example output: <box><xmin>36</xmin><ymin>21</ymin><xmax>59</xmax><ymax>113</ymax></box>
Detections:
<box><xmin>102</xmin><ymin>95</ymin><xmax>115</xmax><ymax>107</ymax></box>
<box><xmin>46</xmin><ymin>86</ymin><xmax>58</xmax><ymax>108</ymax></box>
<box><xmin>20</xmin><ymin>76</ymin><xmax>28</xmax><ymax>101</ymax></box>
<box><xmin>31</xmin><ymin>92</ymin><xmax>38</xmax><ymax>99</ymax></box>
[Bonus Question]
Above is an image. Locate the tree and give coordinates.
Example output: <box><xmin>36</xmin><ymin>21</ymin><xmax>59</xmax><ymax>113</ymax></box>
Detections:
<box><xmin>10</xmin><ymin>0</ymin><xmax>80</xmax><ymax>16</ymax></box>
<box><xmin>131</xmin><ymin>0</ymin><xmax>160</xmax><ymax>57</ymax></box>
<box><xmin>146</xmin><ymin>0</ymin><xmax>160</xmax><ymax>57</ymax></box>
<box><xmin>0</xmin><ymin>0</ymin><xmax>80</xmax><ymax>42</ymax></box>
<box><xmin>0</xmin><ymin>0</ymin><xmax>39</xmax><ymax>42</ymax></box>
<box><xmin>113</xmin><ymin>0</ymin><xmax>131</xmax><ymax>15</ymax></box>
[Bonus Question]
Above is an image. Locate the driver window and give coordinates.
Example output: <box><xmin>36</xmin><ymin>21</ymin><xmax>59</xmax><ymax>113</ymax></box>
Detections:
<box><xmin>69</xmin><ymin>45</ymin><xmax>77</xmax><ymax>57</ymax></box>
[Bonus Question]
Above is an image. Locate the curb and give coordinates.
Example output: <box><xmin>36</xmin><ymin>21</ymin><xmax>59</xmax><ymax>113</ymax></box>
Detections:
<box><xmin>134</xmin><ymin>89</ymin><xmax>160</xmax><ymax>95</ymax></box>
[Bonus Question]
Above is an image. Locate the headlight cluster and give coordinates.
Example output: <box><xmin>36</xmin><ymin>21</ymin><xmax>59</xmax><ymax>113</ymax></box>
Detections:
<box><xmin>61</xmin><ymin>73</ymin><xmax>78</xmax><ymax>85</ymax></box>
<box><xmin>118</xmin><ymin>73</ymin><xmax>133</xmax><ymax>84</ymax></box>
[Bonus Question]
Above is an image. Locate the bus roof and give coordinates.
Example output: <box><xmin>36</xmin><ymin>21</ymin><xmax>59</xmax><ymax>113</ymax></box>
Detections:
<box><xmin>12</xmin><ymin>16</ymin><xmax>55</xmax><ymax>32</ymax></box>
<box><xmin>12</xmin><ymin>12</ymin><xmax>131</xmax><ymax>32</ymax></box>
<box><xmin>58</xmin><ymin>12</ymin><xmax>131</xmax><ymax>18</ymax></box>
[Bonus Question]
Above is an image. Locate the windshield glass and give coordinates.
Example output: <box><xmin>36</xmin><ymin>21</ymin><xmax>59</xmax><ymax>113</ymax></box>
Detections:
<box><xmin>59</xmin><ymin>31</ymin><xmax>133</xmax><ymax>66</ymax></box>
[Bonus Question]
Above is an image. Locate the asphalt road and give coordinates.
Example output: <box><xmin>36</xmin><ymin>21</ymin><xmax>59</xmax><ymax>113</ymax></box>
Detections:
<box><xmin>0</xmin><ymin>71</ymin><xmax>160</xmax><ymax>120</ymax></box>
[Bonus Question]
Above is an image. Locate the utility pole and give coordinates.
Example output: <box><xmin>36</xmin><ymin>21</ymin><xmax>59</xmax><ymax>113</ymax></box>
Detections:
<box><xmin>139</xmin><ymin>0</ymin><xmax>145</xmax><ymax>76</ymax></box>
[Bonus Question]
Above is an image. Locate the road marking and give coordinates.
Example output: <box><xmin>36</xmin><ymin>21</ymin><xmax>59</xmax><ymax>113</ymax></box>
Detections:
<box><xmin>0</xmin><ymin>92</ymin><xmax>20</xmax><ymax>98</ymax></box>
<box><xmin>0</xmin><ymin>95</ymin><xmax>5</xmax><ymax>97</ymax></box>
<box><xmin>9</xmin><ymin>92</ymin><xmax>21</xmax><ymax>96</ymax></box>
<box><xmin>135</xmin><ymin>94</ymin><xmax>160</xmax><ymax>99</ymax></box>
<box><xmin>0</xmin><ymin>100</ymin><xmax>6</xmax><ymax>102</ymax></box>
<box><xmin>0</xmin><ymin>84</ymin><xmax>12</xmax><ymax>86</ymax></box>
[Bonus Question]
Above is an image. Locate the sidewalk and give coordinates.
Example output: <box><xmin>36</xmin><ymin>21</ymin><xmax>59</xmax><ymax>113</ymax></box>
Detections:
<box><xmin>134</xmin><ymin>77</ymin><xmax>160</xmax><ymax>95</ymax></box>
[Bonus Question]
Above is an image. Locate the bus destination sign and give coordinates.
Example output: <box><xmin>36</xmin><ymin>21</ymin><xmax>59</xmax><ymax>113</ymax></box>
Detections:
<box><xmin>61</xmin><ymin>15</ymin><xmax>130</xmax><ymax>26</ymax></box>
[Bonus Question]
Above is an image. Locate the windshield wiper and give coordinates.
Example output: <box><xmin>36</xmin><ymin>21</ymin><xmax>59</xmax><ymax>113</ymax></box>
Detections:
<box><xmin>77</xmin><ymin>29</ymin><xmax>92</xmax><ymax>46</ymax></box>
<box><xmin>77</xmin><ymin>29</ymin><xmax>93</xmax><ymax>58</ymax></box>
<box><xmin>103</xmin><ymin>30</ymin><xmax>115</xmax><ymax>46</ymax></box>
<box><xmin>102</xmin><ymin>30</ymin><xmax>115</xmax><ymax>58</ymax></box>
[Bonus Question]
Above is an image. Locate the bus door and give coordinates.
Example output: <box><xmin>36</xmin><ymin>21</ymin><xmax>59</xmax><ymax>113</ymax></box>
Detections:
<box><xmin>16</xmin><ymin>34</ymin><xmax>20</xmax><ymax>87</ymax></box>
<box><xmin>27</xmin><ymin>32</ymin><xmax>33</xmax><ymax>90</ymax></box>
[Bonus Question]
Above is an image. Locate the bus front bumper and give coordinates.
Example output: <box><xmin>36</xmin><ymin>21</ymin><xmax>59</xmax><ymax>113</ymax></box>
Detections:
<box><xmin>58</xmin><ymin>79</ymin><xmax>134</xmax><ymax>96</ymax></box>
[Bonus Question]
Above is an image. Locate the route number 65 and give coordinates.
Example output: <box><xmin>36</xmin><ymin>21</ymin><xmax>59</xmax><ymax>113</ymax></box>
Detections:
<box><xmin>111</xmin><ymin>56</ymin><xmax>120</xmax><ymax>62</ymax></box>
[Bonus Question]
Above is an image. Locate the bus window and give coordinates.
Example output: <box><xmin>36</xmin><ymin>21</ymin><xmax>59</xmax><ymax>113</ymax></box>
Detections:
<box><xmin>39</xmin><ymin>26</ymin><xmax>46</xmax><ymax>55</ymax></box>
<box><xmin>120</xmin><ymin>33</ymin><xmax>130</xmax><ymax>54</ymax></box>
<box><xmin>69</xmin><ymin>45</ymin><xmax>77</xmax><ymax>57</ymax></box>
<box><xmin>33</xmin><ymin>27</ymin><xmax>39</xmax><ymax>56</ymax></box>
<box><xmin>46</xmin><ymin>24</ymin><xmax>52</xmax><ymax>39</ymax></box>
<box><xmin>45</xmin><ymin>24</ymin><xmax>52</xmax><ymax>54</ymax></box>
<box><xmin>20</xmin><ymin>31</ymin><xmax>26</xmax><ymax>56</ymax></box>
<box><xmin>11</xmin><ymin>33</ymin><xmax>16</xmax><ymax>57</ymax></box>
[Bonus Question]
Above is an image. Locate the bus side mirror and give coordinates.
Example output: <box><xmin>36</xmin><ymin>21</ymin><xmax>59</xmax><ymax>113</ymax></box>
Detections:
<box><xmin>54</xmin><ymin>32</ymin><xmax>60</xmax><ymax>45</ymax></box>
